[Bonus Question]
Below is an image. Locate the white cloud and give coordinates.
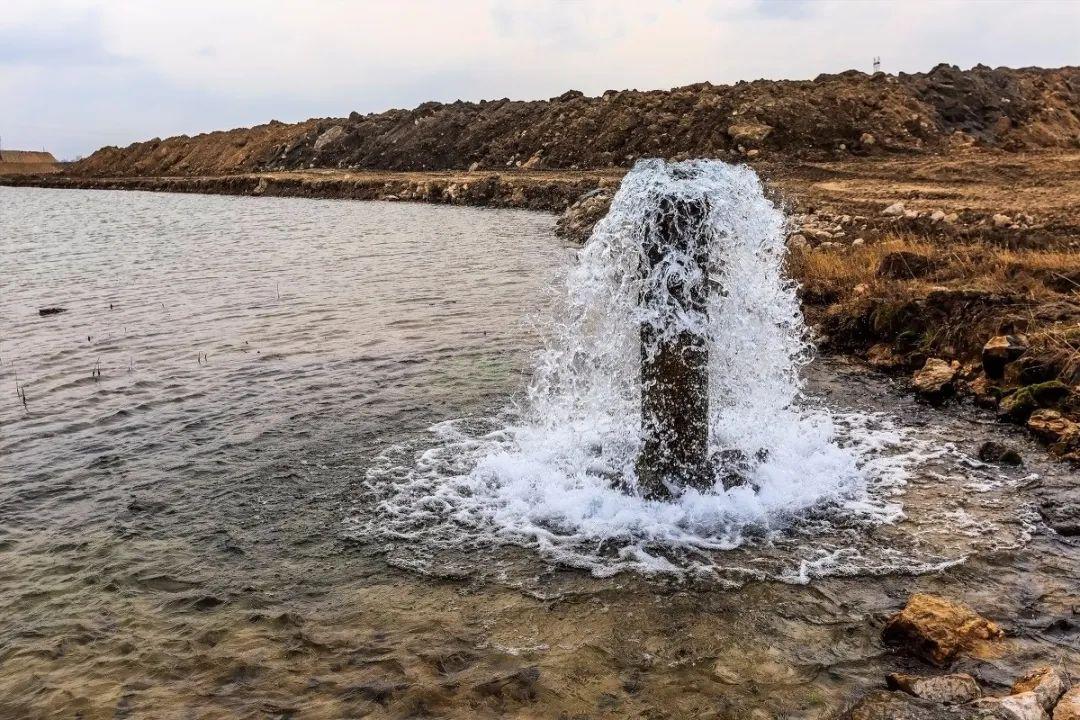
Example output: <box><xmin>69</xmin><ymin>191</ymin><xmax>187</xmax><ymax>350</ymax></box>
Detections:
<box><xmin>2</xmin><ymin>0</ymin><xmax>1078</xmax><ymax>158</ymax></box>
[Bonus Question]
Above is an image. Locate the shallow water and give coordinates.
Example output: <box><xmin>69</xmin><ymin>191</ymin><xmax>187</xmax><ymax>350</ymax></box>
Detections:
<box><xmin>1</xmin><ymin>187</ymin><xmax>1076</xmax><ymax>719</ymax></box>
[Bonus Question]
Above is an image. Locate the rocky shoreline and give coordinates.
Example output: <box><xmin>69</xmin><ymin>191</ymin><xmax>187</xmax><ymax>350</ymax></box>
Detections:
<box><xmin>844</xmin><ymin>594</ymin><xmax>1079</xmax><ymax>720</ymax></box>
<box><xmin>0</xmin><ymin>168</ymin><xmax>618</xmax><ymax>213</ymax></box>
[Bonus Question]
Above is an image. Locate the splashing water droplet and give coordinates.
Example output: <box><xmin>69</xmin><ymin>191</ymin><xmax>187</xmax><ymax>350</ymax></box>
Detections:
<box><xmin>351</xmin><ymin>159</ymin><xmax>1012</xmax><ymax>580</ymax></box>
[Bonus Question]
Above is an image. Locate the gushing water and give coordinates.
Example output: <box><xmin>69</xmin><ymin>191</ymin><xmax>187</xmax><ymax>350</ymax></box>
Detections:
<box><xmin>354</xmin><ymin>160</ymin><xmax>1031</xmax><ymax>578</ymax></box>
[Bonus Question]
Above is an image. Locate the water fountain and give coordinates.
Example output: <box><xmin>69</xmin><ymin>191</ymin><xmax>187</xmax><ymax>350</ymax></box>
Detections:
<box><xmin>359</xmin><ymin>158</ymin><xmax>932</xmax><ymax>577</ymax></box>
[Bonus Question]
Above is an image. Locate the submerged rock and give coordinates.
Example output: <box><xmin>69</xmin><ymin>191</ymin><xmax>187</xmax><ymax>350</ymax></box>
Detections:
<box><xmin>1011</xmin><ymin>666</ymin><xmax>1067</xmax><ymax>711</ymax></box>
<box><xmin>887</xmin><ymin>673</ymin><xmax>982</xmax><ymax>704</ymax></box>
<box><xmin>882</xmin><ymin>594</ymin><xmax>1004</xmax><ymax>666</ymax></box>
<box><xmin>977</xmin><ymin>441</ymin><xmax>1023</xmax><ymax>465</ymax></box>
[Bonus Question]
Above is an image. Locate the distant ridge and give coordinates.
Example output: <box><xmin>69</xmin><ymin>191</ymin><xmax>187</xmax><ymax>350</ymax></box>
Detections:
<box><xmin>70</xmin><ymin>64</ymin><xmax>1080</xmax><ymax>178</ymax></box>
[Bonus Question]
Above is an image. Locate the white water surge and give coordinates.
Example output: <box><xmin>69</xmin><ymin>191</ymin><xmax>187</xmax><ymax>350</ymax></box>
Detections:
<box><xmin>353</xmin><ymin>160</ymin><xmax>1033</xmax><ymax>579</ymax></box>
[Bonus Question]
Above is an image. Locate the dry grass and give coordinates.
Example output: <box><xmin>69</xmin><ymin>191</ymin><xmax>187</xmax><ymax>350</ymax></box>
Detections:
<box><xmin>789</xmin><ymin>234</ymin><xmax>1080</xmax><ymax>304</ymax></box>
<box><xmin>788</xmin><ymin>234</ymin><xmax>1080</xmax><ymax>378</ymax></box>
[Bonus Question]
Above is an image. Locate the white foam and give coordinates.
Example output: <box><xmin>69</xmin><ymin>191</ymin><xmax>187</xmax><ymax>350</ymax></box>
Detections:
<box><xmin>350</xmin><ymin>160</ymin><xmax>948</xmax><ymax>578</ymax></box>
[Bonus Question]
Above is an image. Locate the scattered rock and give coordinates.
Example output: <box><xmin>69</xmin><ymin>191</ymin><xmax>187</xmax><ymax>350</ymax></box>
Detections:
<box><xmin>860</xmin><ymin>132</ymin><xmax>877</xmax><ymax>146</ymax></box>
<box><xmin>969</xmin><ymin>376</ymin><xmax>1002</xmax><ymax>409</ymax></box>
<box><xmin>467</xmin><ymin>161</ymin><xmax>480</xmax><ymax>172</ymax></box>
<box><xmin>727</xmin><ymin>122</ymin><xmax>774</xmax><ymax>145</ymax></box>
<box><xmin>883</xmin><ymin>201</ymin><xmax>907</xmax><ymax>217</ymax></box>
<box><xmin>1011</xmin><ymin>666</ymin><xmax>1067</xmax><ymax>711</ymax></box>
<box><xmin>983</xmin><ymin>335</ymin><xmax>1029</xmax><ymax>379</ymax></box>
<box><xmin>1026</xmin><ymin>409</ymin><xmax>1080</xmax><ymax>446</ymax></box>
<box><xmin>38</xmin><ymin>307</ymin><xmax>67</xmax><ymax>316</ymax></box>
<box><xmin>556</xmin><ymin>189</ymin><xmax>612</xmax><ymax>242</ymax></box>
<box><xmin>977</xmin><ymin>441</ymin><xmax>1023</xmax><ymax>465</ymax></box>
<box><xmin>878</xmin><ymin>251</ymin><xmax>936</xmax><ymax>279</ymax></box>
<box><xmin>930</xmin><ymin>210</ymin><xmax>947</xmax><ymax>222</ymax></box>
<box><xmin>803</xmin><ymin>226</ymin><xmax>835</xmax><ymax>242</ymax></box>
<box><xmin>312</xmin><ymin>125</ymin><xmax>345</xmax><ymax>152</ymax></box>
<box><xmin>844</xmin><ymin>690</ymin><xmax>977</xmax><ymax>719</ymax></box>
<box><xmin>969</xmin><ymin>691</ymin><xmax>1046</xmax><ymax>720</ymax></box>
<box><xmin>882</xmin><ymin>594</ymin><xmax>1004</xmax><ymax>666</ymax></box>
<box><xmin>1054</xmin><ymin>686</ymin><xmax>1080</xmax><ymax>720</ymax></box>
<box><xmin>913</xmin><ymin>358</ymin><xmax>959</xmax><ymax>402</ymax></box>
<box><xmin>1000</xmin><ymin>382</ymin><xmax>1071</xmax><ymax>422</ymax></box>
<box><xmin>787</xmin><ymin>233</ymin><xmax>810</xmax><ymax>250</ymax></box>
<box><xmin>521</xmin><ymin>152</ymin><xmax>543</xmax><ymax>169</ymax></box>
<box><xmin>887</xmin><ymin>673</ymin><xmax>982</xmax><ymax>704</ymax></box>
<box><xmin>852</xmin><ymin>237</ymin><xmax>866</xmax><ymax>247</ymax></box>
<box><xmin>992</xmin><ymin>213</ymin><xmax>1013</xmax><ymax>228</ymax></box>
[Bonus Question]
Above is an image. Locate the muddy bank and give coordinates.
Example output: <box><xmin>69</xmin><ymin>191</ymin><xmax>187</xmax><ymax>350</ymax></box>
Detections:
<box><xmin>0</xmin><ymin>169</ymin><xmax>619</xmax><ymax>213</ymax></box>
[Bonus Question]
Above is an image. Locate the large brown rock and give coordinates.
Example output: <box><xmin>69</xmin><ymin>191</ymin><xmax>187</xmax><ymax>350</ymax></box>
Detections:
<box><xmin>914</xmin><ymin>358</ymin><xmax>960</xmax><ymax>402</ymax></box>
<box><xmin>882</xmin><ymin>594</ymin><xmax>1005</xmax><ymax>666</ymax></box>
<box><xmin>1026</xmin><ymin>409</ymin><xmax>1080</xmax><ymax>446</ymax></box>
<box><xmin>969</xmin><ymin>691</ymin><xmax>1047</xmax><ymax>720</ymax></box>
<box><xmin>1054</xmin><ymin>686</ymin><xmax>1080</xmax><ymax>720</ymax></box>
<box><xmin>727</xmin><ymin>122</ymin><xmax>774</xmax><ymax>145</ymax></box>
<box><xmin>1011</xmin><ymin>666</ymin><xmax>1067</xmax><ymax>711</ymax></box>
<box><xmin>888</xmin><ymin>672</ymin><xmax>982</xmax><ymax>704</ymax></box>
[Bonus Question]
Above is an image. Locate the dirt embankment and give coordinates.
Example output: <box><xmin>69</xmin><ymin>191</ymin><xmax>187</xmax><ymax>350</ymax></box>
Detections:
<box><xmin>66</xmin><ymin>64</ymin><xmax>1080</xmax><ymax>178</ymax></box>
<box><xmin>0</xmin><ymin>149</ymin><xmax>60</xmax><ymax>176</ymax></box>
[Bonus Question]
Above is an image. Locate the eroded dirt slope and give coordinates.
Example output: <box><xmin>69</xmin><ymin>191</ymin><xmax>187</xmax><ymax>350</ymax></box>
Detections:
<box><xmin>69</xmin><ymin>64</ymin><xmax>1080</xmax><ymax>178</ymax></box>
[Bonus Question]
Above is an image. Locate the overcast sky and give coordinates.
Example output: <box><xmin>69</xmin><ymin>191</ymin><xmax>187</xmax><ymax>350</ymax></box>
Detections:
<box><xmin>2</xmin><ymin>0</ymin><xmax>1077</xmax><ymax>160</ymax></box>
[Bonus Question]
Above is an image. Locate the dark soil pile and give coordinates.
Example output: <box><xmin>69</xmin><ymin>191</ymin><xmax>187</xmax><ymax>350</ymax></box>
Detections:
<box><xmin>69</xmin><ymin>64</ymin><xmax>1080</xmax><ymax>178</ymax></box>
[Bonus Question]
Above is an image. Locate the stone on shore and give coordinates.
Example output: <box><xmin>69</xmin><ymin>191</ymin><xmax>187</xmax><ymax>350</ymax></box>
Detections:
<box><xmin>727</xmin><ymin>122</ymin><xmax>773</xmax><ymax>145</ymax></box>
<box><xmin>1054</xmin><ymin>687</ymin><xmax>1080</xmax><ymax>720</ymax></box>
<box><xmin>969</xmin><ymin>691</ymin><xmax>1047</xmax><ymax>720</ymax></box>
<box><xmin>1026</xmin><ymin>409</ymin><xmax>1080</xmax><ymax>444</ymax></box>
<box><xmin>913</xmin><ymin>358</ymin><xmax>959</xmax><ymax>402</ymax></box>
<box><xmin>983</xmin><ymin>335</ymin><xmax>1029</xmax><ymax>379</ymax></box>
<box><xmin>882</xmin><ymin>594</ymin><xmax>1004</xmax><ymax>666</ymax></box>
<box><xmin>556</xmin><ymin>189</ymin><xmax>612</xmax><ymax>242</ymax></box>
<box><xmin>887</xmin><ymin>673</ymin><xmax>982</xmax><ymax>704</ymax></box>
<box><xmin>1011</xmin><ymin>666</ymin><xmax>1067</xmax><ymax>711</ymax></box>
<box><xmin>999</xmin><ymin>382</ymin><xmax>1071</xmax><ymax>423</ymax></box>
